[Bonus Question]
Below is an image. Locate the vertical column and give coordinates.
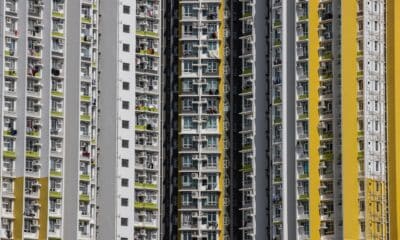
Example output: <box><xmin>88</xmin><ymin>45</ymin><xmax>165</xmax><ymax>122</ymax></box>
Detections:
<box><xmin>97</xmin><ymin>0</ymin><xmax>119</xmax><ymax>238</ymax></box>
<box><xmin>308</xmin><ymin>0</ymin><xmax>320</xmax><ymax>238</ymax></box>
<box><xmin>253</xmin><ymin>0</ymin><xmax>268</xmax><ymax>238</ymax></box>
<box><xmin>63</xmin><ymin>0</ymin><xmax>80</xmax><ymax>237</ymax></box>
<box><xmin>341</xmin><ymin>0</ymin><xmax>359</xmax><ymax>238</ymax></box>
<box><xmin>387</xmin><ymin>0</ymin><xmax>400</xmax><ymax>239</ymax></box>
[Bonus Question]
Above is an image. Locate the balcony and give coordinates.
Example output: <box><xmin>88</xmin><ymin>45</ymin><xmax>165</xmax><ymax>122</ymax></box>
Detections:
<box><xmin>320</xmin><ymin>51</ymin><xmax>332</xmax><ymax>60</ymax></box>
<box><xmin>27</xmin><ymin>129</ymin><xmax>40</xmax><ymax>137</ymax></box>
<box><xmin>5</xmin><ymin>49</ymin><xmax>17</xmax><ymax>58</ymax></box>
<box><xmin>80</xmin><ymin>113</ymin><xmax>91</xmax><ymax>122</ymax></box>
<box><xmin>136</xmin><ymin>29</ymin><xmax>159</xmax><ymax>38</ymax></box>
<box><xmin>274</xmin><ymin>38</ymin><xmax>282</xmax><ymax>47</ymax></box>
<box><xmin>51</xmin><ymin>90</ymin><xmax>64</xmax><ymax>98</ymax></box>
<box><xmin>5</xmin><ymin>1</ymin><xmax>17</xmax><ymax>15</ymax></box>
<box><xmin>52</xmin><ymin>10</ymin><xmax>64</xmax><ymax>19</ymax></box>
<box><xmin>137</xmin><ymin>48</ymin><xmax>159</xmax><ymax>57</ymax></box>
<box><xmin>273</xmin><ymin>175</ymin><xmax>282</xmax><ymax>183</ymax></box>
<box><xmin>80</xmin><ymin>174</ymin><xmax>90</xmax><ymax>181</ymax></box>
<box><xmin>26</xmin><ymin>150</ymin><xmax>40</xmax><ymax>159</ymax></box>
<box><xmin>241</xmin><ymin>11</ymin><xmax>252</xmax><ymax>19</ymax></box>
<box><xmin>81</xmin><ymin>16</ymin><xmax>92</xmax><ymax>24</ymax></box>
<box><xmin>273</xmin><ymin>20</ymin><xmax>282</xmax><ymax>28</ymax></box>
<box><xmin>297</xmin><ymin>192</ymin><xmax>309</xmax><ymax>200</ymax></box>
<box><xmin>320</xmin><ymin>151</ymin><xmax>333</xmax><ymax>161</ymax></box>
<box><xmin>52</xmin><ymin>29</ymin><xmax>64</xmax><ymax>38</ymax></box>
<box><xmin>320</xmin><ymin>12</ymin><xmax>333</xmax><ymax>21</ymax></box>
<box><xmin>51</xmin><ymin>110</ymin><xmax>63</xmax><ymax>118</ymax></box>
<box><xmin>135</xmin><ymin>182</ymin><xmax>157</xmax><ymax>190</ymax></box>
<box><xmin>80</xmin><ymin>95</ymin><xmax>91</xmax><ymax>102</ymax></box>
<box><xmin>134</xmin><ymin>201</ymin><xmax>157</xmax><ymax>210</ymax></box>
<box><xmin>320</xmin><ymin>131</ymin><xmax>333</xmax><ymax>139</ymax></box>
<box><xmin>4</xmin><ymin>69</ymin><xmax>17</xmax><ymax>78</ymax></box>
<box><xmin>3</xmin><ymin>150</ymin><xmax>17</xmax><ymax>159</ymax></box>
<box><xmin>50</xmin><ymin>170</ymin><xmax>62</xmax><ymax>177</ymax></box>
<box><xmin>79</xmin><ymin>194</ymin><xmax>90</xmax><ymax>202</ymax></box>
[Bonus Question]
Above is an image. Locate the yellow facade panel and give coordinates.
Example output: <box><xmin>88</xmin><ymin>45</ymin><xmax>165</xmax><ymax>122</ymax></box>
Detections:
<box><xmin>341</xmin><ymin>0</ymin><xmax>359</xmax><ymax>238</ymax></box>
<box><xmin>387</xmin><ymin>0</ymin><xmax>400</xmax><ymax>238</ymax></box>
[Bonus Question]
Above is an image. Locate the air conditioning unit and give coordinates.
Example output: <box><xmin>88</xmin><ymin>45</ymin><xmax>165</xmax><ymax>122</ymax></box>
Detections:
<box><xmin>33</xmin><ymin>161</ymin><xmax>41</xmax><ymax>167</ymax></box>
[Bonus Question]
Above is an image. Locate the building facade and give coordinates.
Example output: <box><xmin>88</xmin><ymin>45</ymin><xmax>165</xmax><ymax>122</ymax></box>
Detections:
<box><xmin>97</xmin><ymin>0</ymin><xmax>162</xmax><ymax>240</ymax></box>
<box><xmin>2</xmin><ymin>0</ymin><xmax>400</xmax><ymax>240</ymax></box>
<box><xmin>0</xmin><ymin>0</ymin><xmax>98</xmax><ymax>239</ymax></box>
<box><xmin>269</xmin><ymin>0</ymin><xmax>390</xmax><ymax>239</ymax></box>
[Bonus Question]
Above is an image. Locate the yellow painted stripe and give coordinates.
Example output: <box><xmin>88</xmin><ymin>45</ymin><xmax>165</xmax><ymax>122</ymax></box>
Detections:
<box><xmin>309</xmin><ymin>0</ymin><xmax>320</xmax><ymax>239</ymax></box>
<box><xmin>387</xmin><ymin>0</ymin><xmax>400</xmax><ymax>238</ymax></box>
<box><xmin>341</xmin><ymin>0</ymin><xmax>359</xmax><ymax>239</ymax></box>
<box><xmin>39</xmin><ymin>177</ymin><xmax>49</xmax><ymax>239</ymax></box>
<box><xmin>13</xmin><ymin>177</ymin><xmax>24</xmax><ymax>239</ymax></box>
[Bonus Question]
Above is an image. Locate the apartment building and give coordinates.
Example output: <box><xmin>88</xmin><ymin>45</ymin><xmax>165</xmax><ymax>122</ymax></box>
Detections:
<box><xmin>2</xmin><ymin>0</ymin><xmax>400</xmax><ymax>240</ymax></box>
<box><xmin>0</xmin><ymin>0</ymin><xmax>98</xmax><ymax>239</ymax></box>
<box><xmin>162</xmin><ymin>0</ymin><xmax>270</xmax><ymax>240</ymax></box>
<box><xmin>97</xmin><ymin>0</ymin><xmax>162</xmax><ymax>240</ymax></box>
<box><xmin>269</xmin><ymin>0</ymin><xmax>393</xmax><ymax>239</ymax></box>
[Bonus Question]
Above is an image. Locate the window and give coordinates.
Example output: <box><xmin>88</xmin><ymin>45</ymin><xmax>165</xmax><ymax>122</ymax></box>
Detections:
<box><xmin>184</xmin><ymin>25</ymin><xmax>193</xmax><ymax>35</ymax></box>
<box><xmin>122</xmin><ymin>101</ymin><xmax>129</xmax><ymax>109</ymax></box>
<box><xmin>122</xmin><ymin>120</ymin><xmax>129</xmax><ymax>129</ymax></box>
<box><xmin>183</xmin><ymin>42</ymin><xmax>193</xmax><ymax>56</ymax></box>
<box><xmin>207</xmin><ymin>41</ymin><xmax>217</xmax><ymax>51</ymax></box>
<box><xmin>122</xmin><ymin>82</ymin><xmax>130</xmax><ymax>90</ymax></box>
<box><xmin>122</xmin><ymin>139</ymin><xmax>129</xmax><ymax>148</ymax></box>
<box><xmin>123</xmin><ymin>5</ymin><xmax>130</xmax><ymax>14</ymax></box>
<box><xmin>182</xmin><ymin>155</ymin><xmax>192</xmax><ymax>168</ymax></box>
<box><xmin>183</xmin><ymin>98</ymin><xmax>193</xmax><ymax>110</ymax></box>
<box><xmin>183</xmin><ymin>136</ymin><xmax>193</xmax><ymax>149</ymax></box>
<box><xmin>183</xmin><ymin>117</ymin><xmax>193</xmax><ymax>129</ymax></box>
<box><xmin>182</xmin><ymin>193</ymin><xmax>192</xmax><ymax>206</ymax></box>
<box><xmin>183</xmin><ymin>61</ymin><xmax>193</xmax><ymax>73</ymax></box>
<box><xmin>122</xmin><ymin>63</ymin><xmax>130</xmax><ymax>71</ymax></box>
<box><xmin>121</xmin><ymin>218</ymin><xmax>128</xmax><ymax>226</ymax></box>
<box><xmin>122</xmin><ymin>159</ymin><xmax>129</xmax><ymax>167</ymax></box>
<box><xmin>122</xmin><ymin>43</ymin><xmax>130</xmax><ymax>52</ymax></box>
<box><xmin>206</xmin><ymin>60</ymin><xmax>218</xmax><ymax>73</ymax></box>
<box><xmin>206</xmin><ymin>117</ymin><xmax>217</xmax><ymax>129</ymax></box>
<box><xmin>121</xmin><ymin>178</ymin><xmax>129</xmax><ymax>187</ymax></box>
<box><xmin>206</xmin><ymin>136</ymin><xmax>218</xmax><ymax>148</ymax></box>
<box><xmin>207</xmin><ymin>174</ymin><xmax>217</xmax><ymax>189</ymax></box>
<box><xmin>182</xmin><ymin>79</ymin><xmax>193</xmax><ymax>92</ymax></box>
<box><xmin>183</xmin><ymin>5</ymin><xmax>193</xmax><ymax>17</ymax></box>
<box><xmin>182</xmin><ymin>174</ymin><xmax>192</xmax><ymax>187</ymax></box>
<box><xmin>183</xmin><ymin>232</ymin><xmax>192</xmax><ymax>240</ymax></box>
<box><xmin>207</xmin><ymin>155</ymin><xmax>217</xmax><ymax>167</ymax></box>
<box><xmin>122</xmin><ymin>24</ymin><xmax>130</xmax><ymax>33</ymax></box>
<box><xmin>206</xmin><ymin>79</ymin><xmax>218</xmax><ymax>91</ymax></box>
<box><xmin>207</xmin><ymin>23</ymin><xmax>217</xmax><ymax>34</ymax></box>
<box><xmin>121</xmin><ymin>198</ymin><xmax>129</xmax><ymax>206</ymax></box>
<box><xmin>207</xmin><ymin>232</ymin><xmax>217</xmax><ymax>240</ymax></box>
<box><xmin>206</xmin><ymin>193</ymin><xmax>217</xmax><ymax>206</ymax></box>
